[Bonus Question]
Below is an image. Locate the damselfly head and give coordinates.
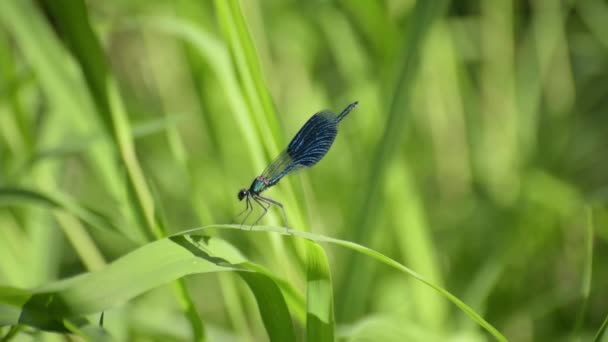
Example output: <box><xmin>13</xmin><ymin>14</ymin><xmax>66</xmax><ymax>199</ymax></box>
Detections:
<box><xmin>238</xmin><ymin>189</ymin><xmax>248</xmax><ymax>201</ymax></box>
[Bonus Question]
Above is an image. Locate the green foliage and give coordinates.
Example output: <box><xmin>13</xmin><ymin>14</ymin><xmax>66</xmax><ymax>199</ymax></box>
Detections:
<box><xmin>1</xmin><ymin>0</ymin><xmax>608</xmax><ymax>341</ymax></box>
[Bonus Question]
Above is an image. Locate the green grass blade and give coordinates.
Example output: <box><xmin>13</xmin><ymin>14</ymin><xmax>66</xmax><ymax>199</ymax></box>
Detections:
<box><xmin>0</xmin><ymin>188</ymin><xmax>136</xmax><ymax>269</ymax></box>
<box><xmin>305</xmin><ymin>241</ymin><xmax>334</xmax><ymax>342</ymax></box>
<box><xmin>0</xmin><ymin>287</ymin><xmax>30</xmax><ymax>327</ymax></box>
<box><xmin>173</xmin><ymin>280</ymin><xmax>205</xmax><ymax>342</ymax></box>
<box><xmin>212</xmin><ymin>0</ymin><xmax>307</xmax><ymax>232</ymax></box>
<box><xmin>217</xmin><ymin>273</ymin><xmax>252</xmax><ymax>339</ymax></box>
<box><xmin>572</xmin><ymin>207</ymin><xmax>595</xmax><ymax>340</ymax></box>
<box><xmin>0</xmin><ymin>234</ymin><xmax>297</xmax><ymax>341</ymax></box>
<box><xmin>30</xmin><ymin>114</ymin><xmax>189</xmax><ymax>166</ymax></box>
<box><xmin>307</xmin><ymin>234</ymin><xmax>505</xmax><ymax>341</ymax></box>
<box><xmin>0</xmin><ymin>325</ymin><xmax>22</xmax><ymax>341</ymax></box>
<box><xmin>0</xmin><ymin>187</ymin><xmax>138</xmax><ymax>256</ymax></box>
<box><xmin>225</xmin><ymin>0</ymin><xmax>282</xmax><ymax>147</ymax></box>
<box><xmin>214</xmin><ymin>0</ymin><xmax>281</xmax><ymax>156</ymax></box>
<box><xmin>53</xmin><ymin>211</ymin><xmax>107</xmax><ymax>272</ymax></box>
<box><xmin>64</xmin><ymin>319</ymin><xmax>112</xmax><ymax>342</ymax></box>
<box><xmin>338</xmin><ymin>0</ymin><xmax>449</xmax><ymax>321</ymax></box>
<box><xmin>38</xmin><ymin>0</ymin><xmax>206</xmax><ymax>338</ymax></box>
<box><xmin>142</xmin><ymin>12</ymin><xmax>304</xmax><ymax>287</ymax></box>
<box><xmin>43</xmin><ymin>0</ymin><xmax>162</xmax><ymax>240</ymax></box>
<box><xmin>0</xmin><ymin>0</ymin><xmax>124</xmax><ymax>203</ymax></box>
<box><xmin>242</xmin><ymin>262</ymin><xmax>306</xmax><ymax>324</ymax></box>
<box><xmin>142</xmin><ymin>16</ymin><xmax>266</xmax><ymax>171</ymax></box>
<box><xmin>176</xmin><ymin>225</ymin><xmax>507</xmax><ymax>341</ymax></box>
<box><xmin>237</xmin><ymin>272</ymin><xmax>296</xmax><ymax>342</ymax></box>
<box><xmin>594</xmin><ymin>313</ymin><xmax>608</xmax><ymax>342</ymax></box>
<box><xmin>0</xmin><ymin>236</ymin><xmax>238</xmax><ymax>328</ymax></box>
<box><xmin>0</xmin><ymin>188</ymin><xmax>118</xmax><ymax>233</ymax></box>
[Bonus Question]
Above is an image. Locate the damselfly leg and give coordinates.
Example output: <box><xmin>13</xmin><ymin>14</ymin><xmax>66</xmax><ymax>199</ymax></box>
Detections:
<box><xmin>234</xmin><ymin>196</ymin><xmax>253</xmax><ymax>228</ymax></box>
<box><xmin>256</xmin><ymin>194</ymin><xmax>290</xmax><ymax>233</ymax></box>
<box><xmin>252</xmin><ymin>196</ymin><xmax>270</xmax><ymax>229</ymax></box>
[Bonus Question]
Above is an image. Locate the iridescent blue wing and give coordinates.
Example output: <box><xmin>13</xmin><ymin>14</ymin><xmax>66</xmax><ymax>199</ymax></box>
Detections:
<box><xmin>259</xmin><ymin>111</ymin><xmax>339</xmax><ymax>187</ymax></box>
<box><xmin>287</xmin><ymin>111</ymin><xmax>339</xmax><ymax>167</ymax></box>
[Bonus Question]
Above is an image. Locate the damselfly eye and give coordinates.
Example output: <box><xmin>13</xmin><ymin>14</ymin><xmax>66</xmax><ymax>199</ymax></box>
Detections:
<box><xmin>238</xmin><ymin>189</ymin><xmax>247</xmax><ymax>201</ymax></box>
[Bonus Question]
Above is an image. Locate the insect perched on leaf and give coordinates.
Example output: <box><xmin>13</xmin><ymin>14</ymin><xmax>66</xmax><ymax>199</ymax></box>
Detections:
<box><xmin>236</xmin><ymin>101</ymin><xmax>359</xmax><ymax>228</ymax></box>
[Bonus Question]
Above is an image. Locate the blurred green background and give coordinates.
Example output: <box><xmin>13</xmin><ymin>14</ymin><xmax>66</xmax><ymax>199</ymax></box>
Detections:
<box><xmin>1</xmin><ymin>0</ymin><xmax>608</xmax><ymax>341</ymax></box>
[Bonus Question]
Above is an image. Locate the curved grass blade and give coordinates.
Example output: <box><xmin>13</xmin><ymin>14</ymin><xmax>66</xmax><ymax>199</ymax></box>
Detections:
<box><xmin>238</xmin><ymin>272</ymin><xmax>295</xmax><ymax>341</ymax></box>
<box><xmin>44</xmin><ymin>0</ymin><xmax>161</xmax><ymax>240</ymax></box>
<box><xmin>29</xmin><ymin>114</ymin><xmax>189</xmax><ymax>167</ymax></box>
<box><xmin>176</xmin><ymin>225</ymin><xmax>508</xmax><ymax>342</ymax></box>
<box><xmin>0</xmin><ymin>235</ymin><xmax>298</xmax><ymax>341</ymax></box>
<box><xmin>0</xmin><ymin>187</ymin><xmax>119</xmax><ymax>233</ymax></box>
<box><xmin>0</xmin><ymin>223</ymin><xmax>503</xmax><ymax>340</ymax></box>
<box><xmin>0</xmin><ymin>187</ymin><xmax>138</xmax><ymax>257</ymax></box>
<box><xmin>41</xmin><ymin>0</ymin><xmax>196</xmax><ymax>338</ymax></box>
<box><xmin>242</xmin><ymin>262</ymin><xmax>306</xmax><ymax>324</ymax></box>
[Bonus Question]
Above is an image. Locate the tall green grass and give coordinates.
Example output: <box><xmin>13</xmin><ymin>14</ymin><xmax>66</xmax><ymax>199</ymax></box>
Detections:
<box><xmin>1</xmin><ymin>0</ymin><xmax>607</xmax><ymax>341</ymax></box>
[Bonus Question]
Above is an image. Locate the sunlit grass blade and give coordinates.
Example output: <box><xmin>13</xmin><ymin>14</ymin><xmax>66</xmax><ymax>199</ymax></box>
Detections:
<box><xmin>29</xmin><ymin>114</ymin><xmax>189</xmax><ymax>166</ymax></box>
<box><xmin>44</xmin><ymin>0</ymin><xmax>161</xmax><ymax>240</ymax></box>
<box><xmin>213</xmin><ymin>0</ymin><xmax>308</xmax><ymax>234</ymax></box>
<box><xmin>0</xmin><ymin>234</ymin><xmax>298</xmax><ymax>341</ymax></box>
<box><xmin>0</xmin><ymin>187</ymin><xmax>119</xmax><ymax>234</ymax></box>
<box><xmin>176</xmin><ymin>225</ymin><xmax>507</xmax><ymax>341</ymax></box>
<box><xmin>0</xmin><ymin>188</ymin><xmax>141</xmax><ymax>272</ymax></box>
<box><xmin>142</xmin><ymin>12</ymin><xmax>305</xmax><ymax>290</ymax></box>
<box><xmin>142</xmin><ymin>15</ymin><xmax>265</xmax><ymax>172</ymax></box>
<box><xmin>39</xmin><ymin>0</ymin><xmax>205</xmax><ymax>338</ymax></box>
<box><xmin>0</xmin><ymin>187</ymin><xmax>138</xmax><ymax>258</ymax></box>
<box><xmin>0</xmin><ymin>0</ymin><xmax>126</xmax><ymax>200</ymax></box>
<box><xmin>214</xmin><ymin>0</ymin><xmax>282</xmax><ymax>155</ymax></box>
